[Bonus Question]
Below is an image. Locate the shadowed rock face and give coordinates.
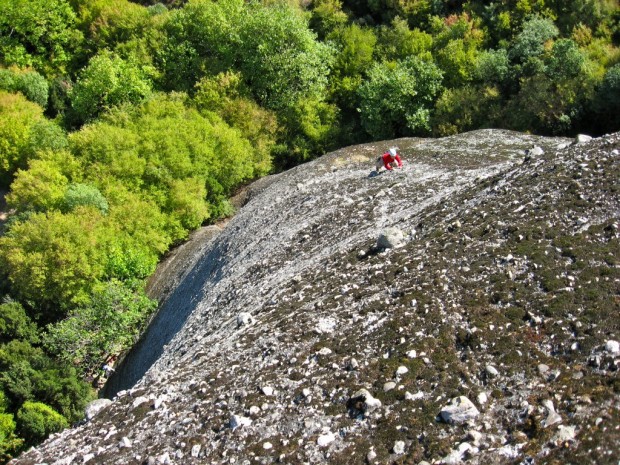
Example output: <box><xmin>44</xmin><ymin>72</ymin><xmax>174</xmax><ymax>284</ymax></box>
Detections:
<box><xmin>12</xmin><ymin>130</ymin><xmax>620</xmax><ymax>465</ymax></box>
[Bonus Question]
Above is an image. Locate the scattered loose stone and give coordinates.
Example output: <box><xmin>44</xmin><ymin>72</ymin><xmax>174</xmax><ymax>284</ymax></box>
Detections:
<box><xmin>440</xmin><ymin>396</ymin><xmax>480</xmax><ymax>424</ymax></box>
<box><xmin>351</xmin><ymin>389</ymin><xmax>382</xmax><ymax>413</ymax></box>
<box><xmin>229</xmin><ymin>415</ymin><xmax>252</xmax><ymax>431</ymax></box>
<box><xmin>119</xmin><ymin>437</ymin><xmax>132</xmax><ymax>449</ymax></box>
<box><xmin>405</xmin><ymin>391</ymin><xmax>424</xmax><ymax>401</ymax></box>
<box><xmin>485</xmin><ymin>365</ymin><xmax>499</xmax><ymax>377</ymax></box>
<box><xmin>377</xmin><ymin>227</ymin><xmax>405</xmax><ymax>249</ymax></box>
<box><xmin>317</xmin><ymin>432</ymin><xmax>335</xmax><ymax>447</ymax></box>
<box><xmin>542</xmin><ymin>400</ymin><xmax>562</xmax><ymax>427</ymax></box>
<box><xmin>528</xmin><ymin>146</ymin><xmax>544</xmax><ymax>156</ymax></box>
<box><xmin>538</xmin><ymin>364</ymin><xmax>550</xmax><ymax>375</ymax></box>
<box><xmin>392</xmin><ymin>440</ymin><xmax>405</xmax><ymax>455</ymax></box>
<box><xmin>84</xmin><ymin>399</ymin><xmax>112</xmax><ymax>421</ymax></box>
<box><xmin>575</xmin><ymin>134</ymin><xmax>592</xmax><ymax>144</ymax></box>
<box><xmin>132</xmin><ymin>397</ymin><xmax>149</xmax><ymax>409</ymax></box>
<box><xmin>605</xmin><ymin>340</ymin><xmax>619</xmax><ymax>354</ymax></box>
<box><xmin>262</xmin><ymin>386</ymin><xmax>274</xmax><ymax>396</ymax></box>
<box><xmin>552</xmin><ymin>425</ymin><xmax>577</xmax><ymax>445</ymax></box>
<box><xmin>237</xmin><ymin>312</ymin><xmax>254</xmax><ymax>327</ymax></box>
<box><xmin>263</xmin><ymin>442</ymin><xmax>273</xmax><ymax>450</ymax></box>
<box><xmin>395</xmin><ymin>366</ymin><xmax>408</xmax><ymax>376</ymax></box>
<box><xmin>383</xmin><ymin>381</ymin><xmax>397</xmax><ymax>392</ymax></box>
<box><xmin>191</xmin><ymin>445</ymin><xmax>201</xmax><ymax>457</ymax></box>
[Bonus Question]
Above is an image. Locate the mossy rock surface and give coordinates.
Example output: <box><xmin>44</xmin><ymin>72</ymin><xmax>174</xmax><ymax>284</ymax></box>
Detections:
<box><xmin>12</xmin><ymin>130</ymin><xmax>620</xmax><ymax>464</ymax></box>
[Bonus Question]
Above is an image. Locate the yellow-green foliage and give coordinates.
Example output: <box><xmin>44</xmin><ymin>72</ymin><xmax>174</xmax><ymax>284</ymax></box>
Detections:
<box><xmin>16</xmin><ymin>401</ymin><xmax>68</xmax><ymax>445</ymax></box>
<box><xmin>0</xmin><ymin>208</ymin><xmax>109</xmax><ymax>312</ymax></box>
<box><xmin>0</xmin><ymin>92</ymin><xmax>45</xmax><ymax>186</ymax></box>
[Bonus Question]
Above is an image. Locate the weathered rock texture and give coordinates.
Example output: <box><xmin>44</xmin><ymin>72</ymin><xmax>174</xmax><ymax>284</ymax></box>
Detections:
<box><xmin>11</xmin><ymin>130</ymin><xmax>620</xmax><ymax>465</ymax></box>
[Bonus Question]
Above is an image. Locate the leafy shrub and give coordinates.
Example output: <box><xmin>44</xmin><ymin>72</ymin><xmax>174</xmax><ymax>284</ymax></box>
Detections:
<box><xmin>0</xmin><ymin>0</ymin><xmax>81</xmax><ymax>74</ymax></box>
<box><xmin>62</xmin><ymin>183</ymin><xmax>109</xmax><ymax>214</ymax></box>
<box><xmin>16</xmin><ymin>401</ymin><xmax>68</xmax><ymax>445</ymax></box>
<box><xmin>0</xmin><ymin>411</ymin><xmax>22</xmax><ymax>461</ymax></box>
<box><xmin>0</xmin><ymin>209</ymin><xmax>109</xmax><ymax>314</ymax></box>
<box><xmin>70</xmin><ymin>51</ymin><xmax>153</xmax><ymax>123</ymax></box>
<box><xmin>0</xmin><ymin>301</ymin><xmax>38</xmax><ymax>344</ymax></box>
<box><xmin>358</xmin><ymin>56</ymin><xmax>443</xmax><ymax>139</ymax></box>
<box><xmin>6</xmin><ymin>151</ymin><xmax>79</xmax><ymax>213</ymax></box>
<box><xmin>44</xmin><ymin>280</ymin><xmax>156</xmax><ymax>376</ymax></box>
<box><xmin>0</xmin><ymin>68</ymin><xmax>48</xmax><ymax>108</ymax></box>
<box><xmin>0</xmin><ymin>339</ymin><xmax>92</xmax><ymax>422</ymax></box>
<box><xmin>0</xmin><ymin>92</ymin><xmax>45</xmax><ymax>187</ymax></box>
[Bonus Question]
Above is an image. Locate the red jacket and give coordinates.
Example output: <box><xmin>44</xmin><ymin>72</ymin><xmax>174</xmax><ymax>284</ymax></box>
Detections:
<box><xmin>381</xmin><ymin>152</ymin><xmax>403</xmax><ymax>170</ymax></box>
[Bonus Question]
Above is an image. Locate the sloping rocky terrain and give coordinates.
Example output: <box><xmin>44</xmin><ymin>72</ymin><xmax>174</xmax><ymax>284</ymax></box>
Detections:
<box><xmin>11</xmin><ymin>129</ymin><xmax>620</xmax><ymax>465</ymax></box>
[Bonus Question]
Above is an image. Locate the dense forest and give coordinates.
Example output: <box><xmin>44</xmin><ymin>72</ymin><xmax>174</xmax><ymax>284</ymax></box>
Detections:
<box><xmin>0</xmin><ymin>0</ymin><xmax>618</xmax><ymax>459</ymax></box>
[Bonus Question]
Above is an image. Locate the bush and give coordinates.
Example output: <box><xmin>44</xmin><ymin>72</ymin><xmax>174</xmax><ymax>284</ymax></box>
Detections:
<box><xmin>16</xmin><ymin>401</ymin><xmax>68</xmax><ymax>445</ymax></box>
<box><xmin>0</xmin><ymin>91</ymin><xmax>45</xmax><ymax>187</ymax></box>
<box><xmin>0</xmin><ymin>301</ymin><xmax>38</xmax><ymax>344</ymax></box>
<box><xmin>0</xmin><ymin>0</ymin><xmax>81</xmax><ymax>74</ymax></box>
<box><xmin>0</xmin><ymin>209</ymin><xmax>109</xmax><ymax>315</ymax></box>
<box><xmin>62</xmin><ymin>183</ymin><xmax>109</xmax><ymax>214</ymax></box>
<box><xmin>44</xmin><ymin>280</ymin><xmax>156</xmax><ymax>376</ymax></box>
<box><xmin>0</xmin><ymin>411</ymin><xmax>22</xmax><ymax>461</ymax></box>
<box><xmin>70</xmin><ymin>51</ymin><xmax>153</xmax><ymax>124</ymax></box>
<box><xmin>358</xmin><ymin>56</ymin><xmax>443</xmax><ymax>139</ymax></box>
<box><xmin>0</xmin><ymin>68</ymin><xmax>49</xmax><ymax>108</ymax></box>
<box><xmin>0</xmin><ymin>340</ymin><xmax>92</xmax><ymax>422</ymax></box>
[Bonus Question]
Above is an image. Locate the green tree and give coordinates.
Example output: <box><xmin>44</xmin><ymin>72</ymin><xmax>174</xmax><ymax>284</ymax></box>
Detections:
<box><xmin>508</xmin><ymin>15</ymin><xmax>559</xmax><ymax>77</ymax></box>
<box><xmin>73</xmin><ymin>0</ymin><xmax>152</xmax><ymax>52</ymax></box>
<box><xmin>0</xmin><ymin>208</ymin><xmax>109</xmax><ymax>315</ymax></box>
<box><xmin>62</xmin><ymin>183</ymin><xmax>109</xmax><ymax>214</ymax></box>
<box><xmin>431</xmin><ymin>13</ymin><xmax>485</xmax><ymax>88</ymax></box>
<box><xmin>309</xmin><ymin>0</ymin><xmax>348</xmax><ymax>39</ymax></box>
<box><xmin>0</xmin><ymin>0</ymin><xmax>82</xmax><ymax>75</ymax></box>
<box><xmin>193</xmin><ymin>72</ymin><xmax>276</xmax><ymax>176</ymax></box>
<box><xmin>6</xmin><ymin>158</ymin><xmax>69</xmax><ymax>214</ymax></box>
<box><xmin>0</xmin><ymin>68</ymin><xmax>49</xmax><ymax>108</ymax></box>
<box><xmin>593</xmin><ymin>63</ymin><xmax>620</xmax><ymax>133</ymax></box>
<box><xmin>432</xmin><ymin>85</ymin><xmax>502</xmax><ymax>135</ymax></box>
<box><xmin>0</xmin><ymin>92</ymin><xmax>45</xmax><ymax>187</ymax></box>
<box><xmin>16</xmin><ymin>401</ymin><xmax>68</xmax><ymax>445</ymax></box>
<box><xmin>328</xmin><ymin>24</ymin><xmax>377</xmax><ymax>110</ymax></box>
<box><xmin>476</xmin><ymin>48</ymin><xmax>511</xmax><ymax>89</ymax></box>
<box><xmin>375</xmin><ymin>17</ymin><xmax>433</xmax><ymax>62</ymax></box>
<box><xmin>0</xmin><ymin>301</ymin><xmax>38</xmax><ymax>344</ymax></box>
<box><xmin>237</xmin><ymin>2</ymin><xmax>334</xmax><ymax>112</ymax></box>
<box><xmin>0</xmin><ymin>339</ymin><xmax>93</xmax><ymax>422</ymax></box>
<box><xmin>357</xmin><ymin>56</ymin><xmax>443</xmax><ymax>139</ymax></box>
<box><xmin>156</xmin><ymin>0</ymin><xmax>244</xmax><ymax>91</ymax></box>
<box><xmin>44</xmin><ymin>280</ymin><xmax>156</xmax><ymax>376</ymax></box>
<box><xmin>0</xmin><ymin>410</ymin><xmax>22</xmax><ymax>461</ymax></box>
<box><xmin>69</xmin><ymin>51</ymin><xmax>153</xmax><ymax>124</ymax></box>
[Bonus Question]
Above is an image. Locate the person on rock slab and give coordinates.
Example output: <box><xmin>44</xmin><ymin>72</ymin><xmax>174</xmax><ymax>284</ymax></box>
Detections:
<box><xmin>375</xmin><ymin>147</ymin><xmax>403</xmax><ymax>172</ymax></box>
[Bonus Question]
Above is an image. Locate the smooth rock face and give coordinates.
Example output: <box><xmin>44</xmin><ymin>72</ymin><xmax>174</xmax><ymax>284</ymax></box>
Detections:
<box><xmin>12</xmin><ymin>130</ymin><xmax>620</xmax><ymax>465</ymax></box>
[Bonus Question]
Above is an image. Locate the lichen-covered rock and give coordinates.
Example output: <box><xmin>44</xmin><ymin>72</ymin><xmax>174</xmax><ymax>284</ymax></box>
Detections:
<box><xmin>12</xmin><ymin>130</ymin><xmax>620</xmax><ymax>465</ymax></box>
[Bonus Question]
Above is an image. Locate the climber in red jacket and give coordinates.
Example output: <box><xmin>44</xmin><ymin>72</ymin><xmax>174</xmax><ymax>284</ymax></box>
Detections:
<box><xmin>375</xmin><ymin>147</ymin><xmax>403</xmax><ymax>172</ymax></box>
